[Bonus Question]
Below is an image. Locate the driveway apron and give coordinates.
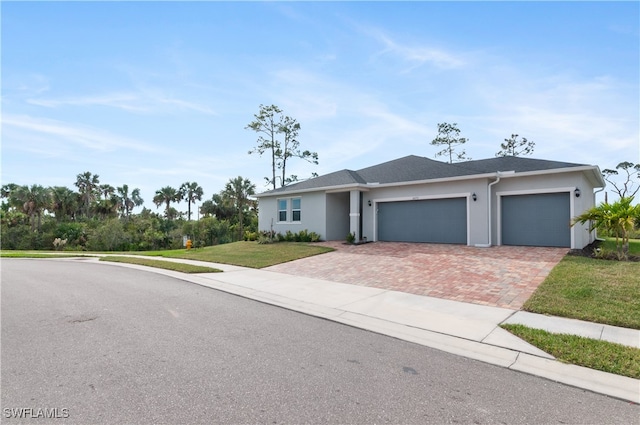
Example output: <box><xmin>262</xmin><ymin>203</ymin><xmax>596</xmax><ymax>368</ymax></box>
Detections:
<box><xmin>265</xmin><ymin>242</ymin><xmax>567</xmax><ymax>309</ymax></box>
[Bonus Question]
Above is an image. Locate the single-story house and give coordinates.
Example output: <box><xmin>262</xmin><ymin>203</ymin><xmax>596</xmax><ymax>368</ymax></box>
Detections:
<box><xmin>255</xmin><ymin>155</ymin><xmax>605</xmax><ymax>249</ymax></box>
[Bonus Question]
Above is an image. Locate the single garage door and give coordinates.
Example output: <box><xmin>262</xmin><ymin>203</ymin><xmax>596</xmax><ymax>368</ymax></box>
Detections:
<box><xmin>377</xmin><ymin>198</ymin><xmax>467</xmax><ymax>244</ymax></box>
<box><xmin>501</xmin><ymin>192</ymin><xmax>570</xmax><ymax>247</ymax></box>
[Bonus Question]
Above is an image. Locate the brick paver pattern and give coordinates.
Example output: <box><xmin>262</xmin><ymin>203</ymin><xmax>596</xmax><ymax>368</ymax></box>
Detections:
<box><xmin>265</xmin><ymin>242</ymin><xmax>568</xmax><ymax>310</ymax></box>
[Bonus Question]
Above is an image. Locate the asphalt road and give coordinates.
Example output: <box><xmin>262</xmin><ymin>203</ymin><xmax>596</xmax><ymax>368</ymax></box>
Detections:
<box><xmin>1</xmin><ymin>259</ymin><xmax>638</xmax><ymax>424</ymax></box>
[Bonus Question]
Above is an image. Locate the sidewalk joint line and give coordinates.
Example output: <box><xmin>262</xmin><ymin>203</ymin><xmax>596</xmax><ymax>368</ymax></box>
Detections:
<box><xmin>336</xmin><ymin>289</ymin><xmax>390</xmax><ymax>309</ymax></box>
<box><xmin>508</xmin><ymin>352</ymin><xmax>521</xmax><ymax>369</ymax></box>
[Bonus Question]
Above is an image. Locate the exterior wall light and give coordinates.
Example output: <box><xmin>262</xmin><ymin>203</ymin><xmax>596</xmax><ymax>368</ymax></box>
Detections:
<box><xmin>472</xmin><ymin>193</ymin><xmax>477</xmax><ymax>202</ymax></box>
<box><xmin>574</xmin><ymin>188</ymin><xmax>581</xmax><ymax>198</ymax></box>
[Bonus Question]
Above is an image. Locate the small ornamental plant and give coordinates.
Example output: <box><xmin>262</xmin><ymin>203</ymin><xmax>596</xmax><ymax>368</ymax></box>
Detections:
<box><xmin>346</xmin><ymin>232</ymin><xmax>356</xmax><ymax>244</ymax></box>
<box><xmin>53</xmin><ymin>238</ymin><xmax>67</xmax><ymax>251</ymax></box>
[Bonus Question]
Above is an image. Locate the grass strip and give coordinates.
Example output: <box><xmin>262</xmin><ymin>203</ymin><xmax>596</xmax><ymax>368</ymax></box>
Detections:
<box><xmin>0</xmin><ymin>252</ymin><xmax>92</xmax><ymax>259</ymax></box>
<box><xmin>99</xmin><ymin>256</ymin><xmax>222</xmax><ymax>273</ymax></box>
<box><xmin>523</xmin><ymin>256</ymin><xmax>640</xmax><ymax>329</ymax></box>
<box><xmin>136</xmin><ymin>241</ymin><xmax>334</xmax><ymax>268</ymax></box>
<box><xmin>502</xmin><ymin>324</ymin><xmax>640</xmax><ymax>379</ymax></box>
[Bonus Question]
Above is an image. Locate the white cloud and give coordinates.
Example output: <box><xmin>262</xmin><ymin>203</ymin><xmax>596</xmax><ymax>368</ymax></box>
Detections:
<box><xmin>26</xmin><ymin>89</ymin><xmax>216</xmax><ymax>116</ymax></box>
<box><xmin>354</xmin><ymin>24</ymin><xmax>465</xmax><ymax>71</ymax></box>
<box><xmin>2</xmin><ymin>114</ymin><xmax>158</xmax><ymax>153</ymax></box>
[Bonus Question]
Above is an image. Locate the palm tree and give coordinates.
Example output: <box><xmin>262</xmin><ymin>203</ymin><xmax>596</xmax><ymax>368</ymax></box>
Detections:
<box><xmin>117</xmin><ymin>185</ymin><xmax>144</xmax><ymax>218</ymax></box>
<box><xmin>153</xmin><ymin>186</ymin><xmax>180</xmax><ymax>219</ymax></box>
<box><xmin>200</xmin><ymin>193</ymin><xmax>235</xmax><ymax>220</ymax></box>
<box><xmin>179</xmin><ymin>182</ymin><xmax>204</xmax><ymax>221</ymax></box>
<box><xmin>1</xmin><ymin>183</ymin><xmax>22</xmax><ymax>210</ymax></box>
<box><xmin>222</xmin><ymin>176</ymin><xmax>256</xmax><ymax>240</ymax></box>
<box><xmin>16</xmin><ymin>184</ymin><xmax>50</xmax><ymax>231</ymax></box>
<box><xmin>572</xmin><ymin>196</ymin><xmax>640</xmax><ymax>259</ymax></box>
<box><xmin>75</xmin><ymin>172</ymin><xmax>100</xmax><ymax>219</ymax></box>
<box><xmin>99</xmin><ymin>184</ymin><xmax>116</xmax><ymax>200</ymax></box>
<box><xmin>50</xmin><ymin>186</ymin><xmax>78</xmax><ymax>222</ymax></box>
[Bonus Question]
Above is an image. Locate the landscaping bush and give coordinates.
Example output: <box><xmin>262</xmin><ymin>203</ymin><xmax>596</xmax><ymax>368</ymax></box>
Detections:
<box><xmin>244</xmin><ymin>230</ymin><xmax>258</xmax><ymax>241</ymax></box>
<box><xmin>262</xmin><ymin>230</ymin><xmax>321</xmax><ymax>244</ymax></box>
<box><xmin>346</xmin><ymin>232</ymin><xmax>356</xmax><ymax>244</ymax></box>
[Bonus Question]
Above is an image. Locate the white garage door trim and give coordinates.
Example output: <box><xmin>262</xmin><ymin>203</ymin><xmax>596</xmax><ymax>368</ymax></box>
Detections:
<box><xmin>372</xmin><ymin>193</ymin><xmax>472</xmax><ymax>245</ymax></box>
<box><xmin>496</xmin><ymin>187</ymin><xmax>577</xmax><ymax>248</ymax></box>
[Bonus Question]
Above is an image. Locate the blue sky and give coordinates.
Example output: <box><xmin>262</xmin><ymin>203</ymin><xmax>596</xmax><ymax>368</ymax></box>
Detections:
<box><xmin>2</xmin><ymin>1</ymin><xmax>639</xmax><ymax>213</ymax></box>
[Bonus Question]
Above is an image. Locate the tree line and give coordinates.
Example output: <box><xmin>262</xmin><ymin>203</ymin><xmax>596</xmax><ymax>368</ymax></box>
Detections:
<box><xmin>1</xmin><ymin>172</ymin><xmax>257</xmax><ymax>251</ymax></box>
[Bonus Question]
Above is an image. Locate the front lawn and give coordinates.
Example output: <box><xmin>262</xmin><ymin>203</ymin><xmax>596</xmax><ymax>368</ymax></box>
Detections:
<box><xmin>137</xmin><ymin>241</ymin><xmax>334</xmax><ymax>269</ymax></box>
<box><xmin>523</xmin><ymin>256</ymin><xmax>640</xmax><ymax>329</ymax></box>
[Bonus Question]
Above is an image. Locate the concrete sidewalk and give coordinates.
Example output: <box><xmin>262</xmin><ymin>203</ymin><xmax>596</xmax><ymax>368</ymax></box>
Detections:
<box><xmin>84</xmin><ymin>256</ymin><xmax>640</xmax><ymax>403</ymax></box>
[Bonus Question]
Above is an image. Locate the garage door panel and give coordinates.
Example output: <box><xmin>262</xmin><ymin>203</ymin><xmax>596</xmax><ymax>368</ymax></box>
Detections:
<box><xmin>501</xmin><ymin>193</ymin><xmax>570</xmax><ymax>247</ymax></box>
<box><xmin>378</xmin><ymin>198</ymin><xmax>467</xmax><ymax>244</ymax></box>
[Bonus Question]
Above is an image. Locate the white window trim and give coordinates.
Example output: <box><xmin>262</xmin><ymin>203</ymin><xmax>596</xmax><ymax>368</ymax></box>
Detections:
<box><xmin>291</xmin><ymin>197</ymin><xmax>301</xmax><ymax>222</ymax></box>
<box><xmin>277</xmin><ymin>198</ymin><xmax>288</xmax><ymax>223</ymax></box>
<box><xmin>277</xmin><ymin>197</ymin><xmax>303</xmax><ymax>224</ymax></box>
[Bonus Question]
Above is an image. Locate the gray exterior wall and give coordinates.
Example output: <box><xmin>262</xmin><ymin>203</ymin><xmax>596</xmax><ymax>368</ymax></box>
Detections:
<box><xmin>258</xmin><ymin>192</ymin><xmax>327</xmax><ymax>239</ymax></box>
<box><xmin>258</xmin><ymin>169</ymin><xmax>599</xmax><ymax>248</ymax></box>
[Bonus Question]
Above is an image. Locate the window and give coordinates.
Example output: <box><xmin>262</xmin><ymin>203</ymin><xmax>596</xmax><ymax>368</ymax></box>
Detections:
<box><xmin>278</xmin><ymin>199</ymin><xmax>287</xmax><ymax>222</ymax></box>
<box><xmin>292</xmin><ymin>198</ymin><xmax>301</xmax><ymax>222</ymax></box>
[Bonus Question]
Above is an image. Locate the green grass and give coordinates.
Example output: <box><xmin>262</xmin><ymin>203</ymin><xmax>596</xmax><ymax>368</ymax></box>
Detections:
<box><xmin>523</xmin><ymin>256</ymin><xmax>640</xmax><ymax>329</ymax></box>
<box><xmin>601</xmin><ymin>237</ymin><xmax>640</xmax><ymax>255</ymax></box>
<box><xmin>99</xmin><ymin>256</ymin><xmax>222</xmax><ymax>273</ymax></box>
<box><xmin>0</xmin><ymin>252</ymin><xmax>92</xmax><ymax>259</ymax></box>
<box><xmin>136</xmin><ymin>241</ymin><xmax>334</xmax><ymax>268</ymax></box>
<box><xmin>502</xmin><ymin>324</ymin><xmax>640</xmax><ymax>379</ymax></box>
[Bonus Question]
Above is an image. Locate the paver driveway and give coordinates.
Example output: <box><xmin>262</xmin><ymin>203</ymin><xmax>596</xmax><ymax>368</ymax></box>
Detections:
<box><xmin>265</xmin><ymin>242</ymin><xmax>568</xmax><ymax>309</ymax></box>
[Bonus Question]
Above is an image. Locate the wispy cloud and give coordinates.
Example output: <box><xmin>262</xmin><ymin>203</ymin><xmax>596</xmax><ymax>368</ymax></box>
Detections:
<box><xmin>467</xmin><ymin>69</ymin><xmax>639</xmax><ymax>165</ymax></box>
<box><xmin>26</xmin><ymin>89</ymin><xmax>217</xmax><ymax>116</ymax></box>
<box><xmin>2</xmin><ymin>114</ymin><xmax>158</xmax><ymax>153</ymax></box>
<box><xmin>354</xmin><ymin>24</ymin><xmax>465</xmax><ymax>71</ymax></box>
<box><xmin>3</xmin><ymin>73</ymin><xmax>51</xmax><ymax>97</ymax></box>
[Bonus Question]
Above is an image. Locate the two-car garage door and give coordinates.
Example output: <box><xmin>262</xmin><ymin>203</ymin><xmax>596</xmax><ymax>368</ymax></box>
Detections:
<box><xmin>377</xmin><ymin>198</ymin><xmax>467</xmax><ymax>244</ymax></box>
<box><xmin>376</xmin><ymin>192</ymin><xmax>571</xmax><ymax>247</ymax></box>
<box><xmin>501</xmin><ymin>192</ymin><xmax>570</xmax><ymax>248</ymax></box>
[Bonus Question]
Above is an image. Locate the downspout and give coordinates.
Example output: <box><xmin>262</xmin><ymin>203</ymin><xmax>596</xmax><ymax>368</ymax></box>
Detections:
<box><xmin>475</xmin><ymin>172</ymin><xmax>501</xmax><ymax>247</ymax></box>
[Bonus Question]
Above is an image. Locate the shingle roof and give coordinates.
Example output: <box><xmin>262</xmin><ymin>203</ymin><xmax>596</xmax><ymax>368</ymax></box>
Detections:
<box><xmin>257</xmin><ymin>155</ymin><xmax>591</xmax><ymax>196</ymax></box>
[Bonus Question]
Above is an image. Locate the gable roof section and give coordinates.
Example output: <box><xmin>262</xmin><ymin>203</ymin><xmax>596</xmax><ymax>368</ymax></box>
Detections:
<box><xmin>256</xmin><ymin>155</ymin><xmax>601</xmax><ymax>197</ymax></box>
<box><xmin>357</xmin><ymin>155</ymin><xmax>478</xmax><ymax>183</ymax></box>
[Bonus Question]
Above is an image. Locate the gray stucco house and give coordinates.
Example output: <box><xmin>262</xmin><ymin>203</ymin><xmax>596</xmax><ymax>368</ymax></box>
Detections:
<box><xmin>255</xmin><ymin>155</ymin><xmax>605</xmax><ymax>249</ymax></box>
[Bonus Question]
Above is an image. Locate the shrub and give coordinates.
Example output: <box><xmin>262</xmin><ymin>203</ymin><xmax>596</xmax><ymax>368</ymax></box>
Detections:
<box><xmin>257</xmin><ymin>234</ymin><xmax>274</xmax><ymax>244</ymax></box>
<box><xmin>86</xmin><ymin>219</ymin><xmax>130</xmax><ymax>251</ymax></box>
<box><xmin>296</xmin><ymin>229</ymin><xmax>309</xmax><ymax>242</ymax></box>
<box><xmin>346</xmin><ymin>232</ymin><xmax>356</xmax><ymax>244</ymax></box>
<box><xmin>244</xmin><ymin>230</ymin><xmax>258</xmax><ymax>241</ymax></box>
